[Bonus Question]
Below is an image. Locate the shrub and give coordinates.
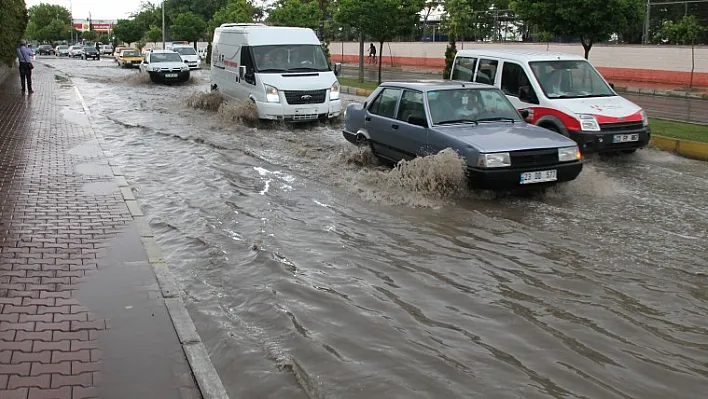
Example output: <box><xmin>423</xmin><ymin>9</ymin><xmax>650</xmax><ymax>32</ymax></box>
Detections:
<box><xmin>0</xmin><ymin>1</ymin><xmax>29</xmax><ymax>66</ymax></box>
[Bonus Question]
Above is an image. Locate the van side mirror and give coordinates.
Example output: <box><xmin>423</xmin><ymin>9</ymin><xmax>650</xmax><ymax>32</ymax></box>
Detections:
<box><xmin>609</xmin><ymin>82</ymin><xmax>615</xmax><ymax>90</ymax></box>
<box><xmin>333</xmin><ymin>62</ymin><xmax>342</xmax><ymax>76</ymax></box>
<box><xmin>519</xmin><ymin>86</ymin><xmax>534</xmax><ymax>104</ymax></box>
<box><xmin>520</xmin><ymin>109</ymin><xmax>530</xmax><ymax>120</ymax></box>
<box><xmin>239</xmin><ymin>65</ymin><xmax>246</xmax><ymax>79</ymax></box>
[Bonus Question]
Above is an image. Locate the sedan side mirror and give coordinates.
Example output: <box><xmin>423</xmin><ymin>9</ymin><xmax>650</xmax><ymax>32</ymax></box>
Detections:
<box><xmin>408</xmin><ymin>116</ymin><xmax>428</xmax><ymax>128</ymax></box>
<box><xmin>333</xmin><ymin>62</ymin><xmax>342</xmax><ymax>76</ymax></box>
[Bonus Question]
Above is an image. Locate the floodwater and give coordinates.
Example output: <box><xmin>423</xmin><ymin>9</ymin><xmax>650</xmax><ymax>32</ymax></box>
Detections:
<box><xmin>42</xmin><ymin>57</ymin><xmax>708</xmax><ymax>399</ymax></box>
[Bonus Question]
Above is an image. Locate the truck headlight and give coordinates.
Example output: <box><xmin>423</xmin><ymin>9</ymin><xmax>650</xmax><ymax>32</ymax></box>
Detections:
<box><xmin>477</xmin><ymin>152</ymin><xmax>511</xmax><ymax>168</ymax></box>
<box><xmin>558</xmin><ymin>146</ymin><xmax>581</xmax><ymax>162</ymax></box>
<box><xmin>640</xmin><ymin>110</ymin><xmax>648</xmax><ymax>127</ymax></box>
<box><xmin>578</xmin><ymin>114</ymin><xmax>600</xmax><ymax>132</ymax></box>
<box><xmin>330</xmin><ymin>82</ymin><xmax>340</xmax><ymax>101</ymax></box>
<box><xmin>265</xmin><ymin>85</ymin><xmax>280</xmax><ymax>103</ymax></box>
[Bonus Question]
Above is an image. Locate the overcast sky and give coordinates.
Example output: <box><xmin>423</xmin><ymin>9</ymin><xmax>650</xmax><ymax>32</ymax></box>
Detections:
<box><xmin>25</xmin><ymin>0</ymin><xmax>151</xmax><ymax>20</ymax></box>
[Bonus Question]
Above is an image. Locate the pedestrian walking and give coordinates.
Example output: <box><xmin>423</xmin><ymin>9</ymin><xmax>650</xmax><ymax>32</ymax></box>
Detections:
<box><xmin>16</xmin><ymin>39</ymin><xmax>34</xmax><ymax>94</ymax></box>
<box><xmin>368</xmin><ymin>43</ymin><xmax>377</xmax><ymax>64</ymax></box>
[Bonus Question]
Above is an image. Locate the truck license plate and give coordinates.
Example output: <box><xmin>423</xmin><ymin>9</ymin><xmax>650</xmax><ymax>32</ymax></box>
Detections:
<box><xmin>613</xmin><ymin>134</ymin><xmax>639</xmax><ymax>143</ymax></box>
<box><xmin>520</xmin><ymin>169</ymin><xmax>557</xmax><ymax>184</ymax></box>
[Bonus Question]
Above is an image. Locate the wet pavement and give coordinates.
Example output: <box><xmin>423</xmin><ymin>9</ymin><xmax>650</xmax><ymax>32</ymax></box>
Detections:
<box><xmin>0</xmin><ymin>64</ymin><xmax>201</xmax><ymax>398</ymax></box>
<box><xmin>35</xmin><ymin>55</ymin><xmax>708</xmax><ymax>399</ymax></box>
<box><xmin>339</xmin><ymin>65</ymin><xmax>708</xmax><ymax>125</ymax></box>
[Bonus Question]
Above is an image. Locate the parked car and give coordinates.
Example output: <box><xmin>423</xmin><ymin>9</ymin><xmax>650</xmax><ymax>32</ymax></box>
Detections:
<box><xmin>100</xmin><ymin>44</ymin><xmax>114</xmax><ymax>55</ymax></box>
<box><xmin>139</xmin><ymin>50</ymin><xmax>190</xmax><ymax>83</ymax></box>
<box><xmin>170</xmin><ymin>44</ymin><xmax>201</xmax><ymax>70</ymax></box>
<box><xmin>113</xmin><ymin>46</ymin><xmax>129</xmax><ymax>61</ymax></box>
<box><xmin>343</xmin><ymin>81</ymin><xmax>583</xmax><ymax>189</ymax></box>
<box><xmin>81</xmin><ymin>46</ymin><xmax>100</xmax><ymax>60</ymax></box>
<box><xmin>55</xmin><ymin>45</ymin><xmax>70</xmax><ymax>57</ymax></box>
<box><xmin>37</xmin><ymin>44</ymin><xmax>54</xmax><ymax>56</ymax></box>
<box><xmin>449</xmin><ymin>49</ymin><xmax>650</xmax><ymax>154</ymax></box>
<box><xmin>117</xmin><ymin>49</ymin><xmax>143</xmax><ymax>68</ymax></box>
<box><xmin>68</xmin><ymin>45</ymin><xmax>84</xmax><ymax>58</ymax></box>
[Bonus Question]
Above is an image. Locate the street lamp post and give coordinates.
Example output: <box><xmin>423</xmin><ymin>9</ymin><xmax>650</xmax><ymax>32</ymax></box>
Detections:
<box><xmin>162</xmin><ymin>1</ymin><xmax>166</xmax><ymax>49</ymax></box>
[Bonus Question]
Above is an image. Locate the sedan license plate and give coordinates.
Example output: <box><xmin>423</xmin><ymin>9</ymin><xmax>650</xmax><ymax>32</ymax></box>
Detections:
<box><xmin>613</xmin><ymin>133</ymin><xmax>639</xmax><ymax>143</ymax></box>
<box><xmin>520</xmin><ymin>169</ymin><xmax>557</xmax><ymax>184</ymax></box>
<box><xmin>165</xmin><ymin>73</ymin><xmax>178</xmax><ymax>78</ymax></box>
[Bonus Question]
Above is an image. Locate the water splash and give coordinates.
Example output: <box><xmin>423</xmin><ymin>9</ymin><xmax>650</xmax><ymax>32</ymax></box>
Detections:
<box><xmin>186</xmin><ymin>91</ymin><xmax>224</xmax><ymax>111</ymax></box>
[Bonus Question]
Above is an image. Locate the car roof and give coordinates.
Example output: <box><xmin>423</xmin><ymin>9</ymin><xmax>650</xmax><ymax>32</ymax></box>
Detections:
<box><xmin>456</xmin><ymin>48</ymin><xmax>586</xmax><ymax>62</ymax></box>
<box><xmin>379</xmin><ymin>80</ymin><xmax>496</xmax><ymax>91</ymax></box>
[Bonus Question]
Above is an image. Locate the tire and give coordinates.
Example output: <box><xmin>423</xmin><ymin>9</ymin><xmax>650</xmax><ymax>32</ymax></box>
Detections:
<box><xmin>540</xmin><ymin>123</ymin><xmax>560</xmax><ymax>133</ymax></box>
<box><xmin>148</xmin><ymin>72</ymin><xmax>159</xmax><ymax>83</ymax></box>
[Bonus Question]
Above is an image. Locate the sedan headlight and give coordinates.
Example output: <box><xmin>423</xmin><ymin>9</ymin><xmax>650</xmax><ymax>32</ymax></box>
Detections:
<box><xmin>640</xmin><ymin>110</ymin><xmax>648</xmax><ymax>127</ymax></box>
<box><xmin>181</xmin><ymin>66</ymin><xmax>189</xmax><ymax>72</ymax></box>
<box><xmin>558</xmin><ymin>146</ymin><xmax>581</xmax><ymax>162</ymax></box>
<box><xmin>264</xmin><ymin>84</ymin><xmax>280</xmax><ymax>103</ymax></box>
<box><xmin>330</xmin><ymin>82</ymin><xmax>340</xmax><ymax>101</ymax></box>
<box><xmin>477</xmin><ymin>152</ymin><xmax>511</xmax><ymax>168</ymax></box>
<box><xmin>578</xmin><ymin>114</ymin><xmax>600</xmax><ymax>131</ymax></box>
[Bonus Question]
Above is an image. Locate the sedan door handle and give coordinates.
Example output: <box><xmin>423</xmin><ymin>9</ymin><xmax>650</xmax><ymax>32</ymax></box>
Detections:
<box><xmin>365</xmin><ymin>116</ymin><xmax>371</xmax><ymax>121</ymax></box>
<box><xmin>391</xmin><ymin>124</ymin><xmax>399</xmax><ymax>130</ymax></box>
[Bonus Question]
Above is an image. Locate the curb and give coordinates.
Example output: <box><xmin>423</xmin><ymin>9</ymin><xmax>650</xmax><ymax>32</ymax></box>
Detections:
<box><xmin>649</xmin><ymin>134</ymin><xmax>708</xmax><ymax>161</ymax></box>
<box><xmin>614</xmin><ymin>85</ymin><xmax>708</xmax><ymax>100</ymax></box>
<box><xmin>73</xmin><ymin>85</ymin><xmax>230</xmax><ymax>399</ymax></box>
<box><xmin>341</xmin><ymin>85</ymin><xmax>373</xmax><ymax>97</ymax></box>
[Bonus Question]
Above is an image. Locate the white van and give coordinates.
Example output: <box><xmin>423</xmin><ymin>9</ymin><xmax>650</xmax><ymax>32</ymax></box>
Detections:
<box><xmin>210</xmin><ymin>23</ymin><xmax>342</xmax><ymax>122</ymax></box>
<box><xmin>450</xmin><ymin>49</ymin><xmax>650</xmax><ymax>154</ymax></box>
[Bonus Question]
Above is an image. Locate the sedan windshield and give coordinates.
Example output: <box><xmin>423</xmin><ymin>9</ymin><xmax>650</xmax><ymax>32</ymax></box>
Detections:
<box><xmin>123</xmin><ymin>51</ymin><xmax>141</xmax><ymax>57</ymax></box>
<box><xmin>427</xmin><ymin>88</ymin><xmax>522</xmax><ymax>125</ymax></box>
<box><xmin>151</xmin><ymin>52</ymin><xmax>182</xmax><ymax>63</ymax></box>
<box><xmin>173</xmin><ymin>47</ymin><xmax>197</xmax><ymax>56</ymax></box>
<box><xmin>529</xmin><ymin>60</ymin><xmax>615</xmax><ymax>99</ymax></box>
<box><xmin>252</xmin><ymin>45</ymin><xmax>330</xmax><ymax>73</ymax></box>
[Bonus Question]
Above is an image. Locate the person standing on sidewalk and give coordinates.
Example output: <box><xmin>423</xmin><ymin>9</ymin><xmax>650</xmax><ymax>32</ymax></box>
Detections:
<box><xmin>16</xmin><ymin>39</ymin><xmax>35</xmax><ymax>94</ymax></box>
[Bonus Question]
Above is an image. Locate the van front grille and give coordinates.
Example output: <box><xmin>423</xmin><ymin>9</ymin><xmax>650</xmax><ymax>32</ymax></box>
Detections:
<box><xmin>284</xmin><ymin>89</ymin><xmax>327</xmax><ymax>105</ymax></box>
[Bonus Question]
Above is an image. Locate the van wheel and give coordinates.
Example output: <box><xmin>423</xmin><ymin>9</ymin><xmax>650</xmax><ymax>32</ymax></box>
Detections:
<box><xmin>541</xmin><ymin>123</ymin><xmax>560</xmax><ymax>133</ymax></box>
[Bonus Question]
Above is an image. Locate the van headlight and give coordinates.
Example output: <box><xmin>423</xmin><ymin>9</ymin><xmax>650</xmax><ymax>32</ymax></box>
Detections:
<box><xmin>477</xmin><ymin>152</ymin><xmax>511</xmax><ymax>168</ymax></box>
<box><xmin>330</xmin><ymin>82</ymin><xmax>340</xmax><ymax>101</ymax></box>
<box><xmin>640</xmin><ymin>110</ymin><xmax>648</xmax><ymax>127</ymax></box>
<box><xmin>578</xmin><ymin>114</ymin><xmax>600</xmax><ymax>131</ymax></box>
<box><xmin>264</xmin><ymin>85</ymin><xmax>280</xmax><ymax>103</ymax></box>
<box><xmin>558</xmin><ymin>146</ymin><xmax>581</xmax><ymax>162</ymax></box>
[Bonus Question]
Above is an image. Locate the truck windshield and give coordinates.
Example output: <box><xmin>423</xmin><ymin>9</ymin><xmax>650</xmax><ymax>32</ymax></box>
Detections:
<box><xmin>252</xmin><ymin>45</ymin><xmax>330</xmax><ymax>73</ymax></box>
<box><xmin>529</xmin><ymin>60</ymin><xmax>616</xmax><ymax>99</ymax></box>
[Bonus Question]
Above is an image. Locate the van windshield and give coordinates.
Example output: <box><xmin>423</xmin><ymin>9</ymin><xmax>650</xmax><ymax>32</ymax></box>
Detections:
<box><xmin>529</xmin><ymin>60</ymin><xmax>616</xmax><ymax>99</ymax></box>
<box><xmin>251</xmin><ymin>45</ymin><xmax>330</xmax><ymax>73</ymax></box>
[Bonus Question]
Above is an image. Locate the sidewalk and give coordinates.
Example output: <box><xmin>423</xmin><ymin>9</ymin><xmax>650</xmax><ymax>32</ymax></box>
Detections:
<box><xmin>0</xmin><ymin>66</ymin><xmax>219</xmax><ymax>398</ymax></box>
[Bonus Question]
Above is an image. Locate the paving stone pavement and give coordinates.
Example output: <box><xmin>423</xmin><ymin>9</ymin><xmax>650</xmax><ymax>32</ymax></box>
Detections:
<box><xmin>0</xmin><ymin>65</ymin><xmax>203</xmax><ymax>398</ymax></box>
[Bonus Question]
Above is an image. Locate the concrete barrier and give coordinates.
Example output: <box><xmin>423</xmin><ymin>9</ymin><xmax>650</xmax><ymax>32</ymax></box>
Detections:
<box><xmin>331</xmin><ymin>41</ymin><xmax>708</xmax><ymax>87</ymax></box>
<box><xmin>650</xmin><ymin>135</ymin><xmax>708</xmax><ymax>161</ymax></box>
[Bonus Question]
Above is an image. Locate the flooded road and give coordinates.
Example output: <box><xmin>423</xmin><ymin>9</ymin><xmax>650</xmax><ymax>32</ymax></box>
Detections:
<box><xmin>41</xmin><ymin>56</ymin><xmax>708</xmax><ymax>399</ymax></box>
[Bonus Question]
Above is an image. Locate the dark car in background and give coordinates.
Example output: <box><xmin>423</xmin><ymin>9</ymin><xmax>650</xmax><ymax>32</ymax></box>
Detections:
<box><xmin>343</xmin><ymin>81</ymin><xmax>584</xmax><ymax>189</ymax></box>
<box><xmin>37</xmin><ymin>44</ymin><xmax>54</xmax><ymax>56</ymax></box>
<box><xmin>81</xmin><ymin>46</ymin><xmax>100</xmax><ymax>60</ymax></box>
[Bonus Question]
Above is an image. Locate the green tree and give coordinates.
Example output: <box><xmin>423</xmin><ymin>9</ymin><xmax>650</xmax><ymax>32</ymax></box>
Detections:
<box><xmin>207</xmin><ymin>0</ymin><xmax>259</xmax><ymax>37</ymax></box>
<box><xmin>444</xmin><ymin>0</ymin><xmax>496</xmax><ymax>41</ymax></box>
<box><xmin>267</xmin><ymin>0</ymin><xmax>322</xmax><ymax>31</ymax></box>
<box><xmin>113</xmin><ymin>19</ymin><xmax>143</xmax><ymax>45</ymax></box>
<box><xmin>97</xmin><ymin>34</ymin><xmax>109</xmax><ymax>44</ymax></box>
<box><xmin>146</xmin><ymin>25</ymin><xmax>163</xmax><ymax>44</ymax></box>
<box><xmin>164</xmin><ymin>0</ymin><xmax>230</xmax><ymax>28</ymax></box>
<box><xmin>25</xmin><ymin>3</ymin><xmax>72</xmax><ymax>43</ymax></box>
<box><xmin>660</xmin><ymin>15</ymin><xmax>705</xmax><ymax>88</ymax></box>
<box><xmin>442</xmin><ymin>39</ymin><xmax>457</xmax><ymax>79</ymax></box>
<box><xmin>512</xmin><ymin>0</ymin><xmax>644</xmax><ymax>59</ymax></box>
<box><xmin>0</xmin><ymin>0</ymin><xmax>29</xmax><ymax>66</ymax></box>
<box><xmin>336</xmin><ymin>0</ymin><xmax>424</xmax><ymax>84</ymax></box>
<box><xmin>81</xmin><ymin>30</ymin><xmax>97</xmax><ymax>41</ymax></box>
<box><xmin>132</xmin><ymin>1</ymin><xmax>162</xmax><ymax>34</ymax></box>
<box><xmin>170</xmin><ymin>12</ymin><xmax>207</xmax><ymax>48</ymax></box>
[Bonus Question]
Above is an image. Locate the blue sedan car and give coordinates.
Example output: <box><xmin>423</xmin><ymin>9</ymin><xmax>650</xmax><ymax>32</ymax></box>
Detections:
<box><xmin>342</xmin><ymin>81</ymin><xmax>584</xmax><ymax>189</ymax></box>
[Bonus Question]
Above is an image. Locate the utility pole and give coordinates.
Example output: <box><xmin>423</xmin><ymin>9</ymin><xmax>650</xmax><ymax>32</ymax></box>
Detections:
<box><xmin>162</xmin><ymin>1</ymin><xmax>166</xmax><ymax>50</ymax></box>
<box><xmin>643</xmin><ymin>0</ymin><xmax>651</xmax><ymax>44</ymax></box>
